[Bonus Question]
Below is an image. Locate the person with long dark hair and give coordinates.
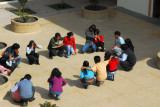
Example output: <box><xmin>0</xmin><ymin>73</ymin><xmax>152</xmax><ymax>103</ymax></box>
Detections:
<box><xmin>125</xmin><ymin>38</ymin><xmax>134</xmax><ymax>52</ymax></box>
<box><xmin>48</xmin><ymin>68</ymin><xmax>67</xmax><ymax>100</ymax></box>
<box><xmin>4</xmin><ymin>43</ymin><xmax>22</xmax><ymax>67</ymax></box>
<box><xmin>80</xmin><ymin>60</ymin><xmax>95</xmax><ymax>89</ymax></box>
<box><xmin>93</xmin><ymin>29</ymin><xmax>104</xmax><ymax>52</ymax></box>
<box><xmin>26</xmin><ymin>40</ymin><xmax>42</xmax><ymax>65</ymax></box>
<box><xmin>118</xmin><ymin>44</ymin><xmax>136</xmax><ymax>71</ymax></box>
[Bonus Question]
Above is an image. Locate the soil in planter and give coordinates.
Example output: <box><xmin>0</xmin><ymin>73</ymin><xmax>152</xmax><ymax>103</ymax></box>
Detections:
<box><xmin>48</xmin><ymin>3</ymin><xmax>73</xmax><ymax>10</ymax></box>
<box><xmin>14</xmin><ymin>16</ymin><xmax>38</xmax><ymax>23</ymax></box>
<box><xmin>0</xmin><ymin>42</ymin><xmax>7</xmax><ymax>49</ymax></box>
<box><xmin>10</xmin><ymin>8</ymin><xmax>36</xmax><ymax>15</ymax></box>
<box><xmin>84</xmin><ymin>5</ymin><xmax>107</xmax><ymax>11</ymax></box>
<box><xmin>0</xmin><ymin>75</ymin><xmax>8</xmax><ymax>85</ymax></box>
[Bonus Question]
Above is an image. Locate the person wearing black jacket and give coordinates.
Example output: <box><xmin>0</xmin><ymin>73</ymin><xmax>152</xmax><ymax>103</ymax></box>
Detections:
<box><xmin>119</xmin><ymin>44</ymin><xmax>136</xmax><ymax>71</ymax></box>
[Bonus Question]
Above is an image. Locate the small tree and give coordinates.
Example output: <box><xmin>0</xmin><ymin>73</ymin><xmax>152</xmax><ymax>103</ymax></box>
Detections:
<box><xmin>18</xmin><ymin>0</ymin><xmax>28</xmax><ymax>11</ymax></box>
<box><xmin>89</xmin><ymin>0</ymin><xmax>99</xmax><ymax>10</ymax></box>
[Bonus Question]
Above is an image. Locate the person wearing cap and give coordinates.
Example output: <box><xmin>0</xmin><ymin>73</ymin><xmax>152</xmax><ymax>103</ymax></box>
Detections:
<box><xmin>4</xmin><ymin>43</ymin><xmax>22</xmax><ymax>67</ymax></box>
<box><xmin>81</xmin><ymin>24</ymin><xmax>97</xmax><ymax>53</ymax></box>
<box><xmin>26</xmin><ymin>40</ymin><xmax>42</xmax><ymax>65</ymax></box>
<box><xmin>63</xmin><ymin>32</ymin><xmax>77</xmax><ymax>58</ymax></box>
<box><xmin>48</xmin><ymin>33</ymin><xmax>65</xmax><ymax>59</ymax></box>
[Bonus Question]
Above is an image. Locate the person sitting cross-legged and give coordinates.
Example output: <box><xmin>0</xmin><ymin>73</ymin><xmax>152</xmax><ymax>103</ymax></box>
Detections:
<box><xmin>80</xmin><ymin>60</ymin><xmax>96</xmax><ymax>89</ymax></box>
<box><xmin>81</xmin><ymin>24</ymin><xmax>97</xmax><ymax>53</ymax></box>
<box><xmin>48</xmin><ymin>68</ymin><xmax>67</xmax><ymax>100</ymax></box>
<box><xmin>48</xmin><ymin>33</ymin><xmax>65</xmax><ymax>59</ymax></box>
<box><xmin>63</xmin><ymin>32</ymin><xmax>77</xmax><ymax>58</ymax></box>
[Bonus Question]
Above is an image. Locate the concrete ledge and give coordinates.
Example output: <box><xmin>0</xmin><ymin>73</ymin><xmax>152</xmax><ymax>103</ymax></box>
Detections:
<box><xmin>81</xmin><ymin>4</ymin><xmax>108</xmax><ymax>20</ymax></box>
<box><xmin>0</xmin><ymin>74</ymin><xmax>11</xmax><ymax>100</ymax></box>
<box><xmin>157</xmin><ymin>52</ymin><xmax>160</xmax><ymax>69</ymax></box>
<box><xmin>11</xmin><ymin>16</ymin><xmax>40</xmax><ymax>33</ymax></box>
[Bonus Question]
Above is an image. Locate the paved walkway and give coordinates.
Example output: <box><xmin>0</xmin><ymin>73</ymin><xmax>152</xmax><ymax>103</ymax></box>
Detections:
<box><xmin>0</xmin><ymin>1</ymin><xmax>160</xmax><ymax>107</ymax></box>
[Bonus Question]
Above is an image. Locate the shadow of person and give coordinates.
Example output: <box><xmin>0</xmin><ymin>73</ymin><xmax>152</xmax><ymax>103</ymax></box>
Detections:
<box><xmin>21</xmin><ymin>58</ymin><xmax>29</xmax><ymax>64</ymax></box>
<box><xmin>38</xmin><ymin>50</ymin><xmax>50</xmax><ymax>59</ymax></box>
<box><xmin>65</xmin><ymin>75</ymin><xmax>83</xmax><ymax>89</ymax></box>
<box><xmin>34</xmin><ymin>86</ymin><xmax>51</xmax><ymax>100</ymax></box>
<box><xmin>3</xmin><ymin>91</ymin><xmax>21</xmax><ymax>106</ymax></box>
<box><xmin>76</xmin><ymin>44</ymin><xmax>83</xmax><ymax>53</ymax></box>
<box><xmin>147</xmin><ymin>57</ymin><xmax>159</xmax><ymax>70</ymax></box>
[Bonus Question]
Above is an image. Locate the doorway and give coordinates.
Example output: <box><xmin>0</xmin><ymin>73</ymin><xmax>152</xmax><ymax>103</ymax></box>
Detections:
<box><xmin>153</xmin><ymin>0</ymin><xmax>160</xmax><ymax>19</ymax></box>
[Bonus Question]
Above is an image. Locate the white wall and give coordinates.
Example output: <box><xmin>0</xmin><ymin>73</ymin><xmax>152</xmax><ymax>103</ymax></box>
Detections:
<box><xmin>117</xmin><ymin>0</ymin><xmax>149</xmax><ymax>16</ymax></box>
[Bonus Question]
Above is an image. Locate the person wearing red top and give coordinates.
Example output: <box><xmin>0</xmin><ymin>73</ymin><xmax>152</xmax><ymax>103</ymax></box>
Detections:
<box><xmin>105</xmin><ymin>52</ymin><xmax>119</xmax><ymax>81</ymax></box>
<box><xmin>93</xmin><ymin>29</ymin><xmax>104</xmax><ymax>52</ymax></box>
<box><xmin>63</xmin><ymin>32</ymin><xmax>77</xmax><ymax>58</ymax></box>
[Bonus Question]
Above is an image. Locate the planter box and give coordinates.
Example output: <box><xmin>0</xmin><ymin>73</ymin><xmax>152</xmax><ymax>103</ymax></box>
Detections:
<box><xmin>0</xmin><ymin>74</ymin><xmax>11</xmax><ymax>100</ymax></box>
<box><xmin>11</xmin><ymin>16</ymin><xmax>40</xmax><ymax>33</ymax></box>
<box><xmin>81</xmin><ymin>4</ymin><xmax>108</xmax><ymax>20</ymax></box>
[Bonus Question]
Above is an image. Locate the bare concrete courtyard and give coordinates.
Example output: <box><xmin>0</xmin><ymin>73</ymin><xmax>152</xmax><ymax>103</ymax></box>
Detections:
<box><xmin>0</xmin><ymin>0</ymin><xmax>160</xmax><ymax>107</ymax></box>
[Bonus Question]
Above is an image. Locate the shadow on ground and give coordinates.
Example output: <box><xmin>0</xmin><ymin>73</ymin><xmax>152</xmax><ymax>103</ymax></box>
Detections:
<box><xmin>3</xmin><ymin>91</ymin><xmax>21</xmax><ymax>106</ymax></box>
<box><xmin>38</xmin><ymin>50</ymin><xmax>50</xmax><ymax>59</ymax></box>
<box><xmin>65</xmin><ymin>75</ymin><xmax>83</xmax><ymax>89</ymax></box>
<box><xmin>21</xmin><ymin>58</ymin><xmax>29</xmax><ymax>64</ymax></box>
<box><xmin>4</xmin><ymin>24</ymin><xmax>12</xmax><ymax>32</ymax></box>
<box><xmin>35</xmin><ymin>86</ymin><xmax>50</xmax><ymax>100</ymax></box>
<box><xmin>147</xmin><ymin>57</ymin><xmax>159</xmax><ymax>70</ymax></box>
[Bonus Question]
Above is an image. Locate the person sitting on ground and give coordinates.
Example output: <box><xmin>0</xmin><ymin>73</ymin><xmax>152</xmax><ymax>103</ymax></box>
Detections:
<box><xmin>82</xmin><ymin>56</ymin><xmax>111</xmax><ymax>87</ymax></box>
<box><xmin>112</xmin><ymin>31</ymin><xmax>125</xmax><ymax>56</ymax></box>
<box><xmin>80</xmin><ymin>60</ymin><xmax>95</xmax><ymax>89</ymax></box>
<box><xmin>105</xmin><ymin>52</ymin><xmax>119</xmax><ymax>81</ymax></box>
<box><xmin>81</xmin><ymin>24</ymin><xmax>97</xmax><ymax>53</ymax></box>
<box><xmin>93</xmin><ymin>29</ymin><xmax>104</xmax><ymax>52</ymax></box>
<box><xmin>3</xmin><ymin>43</ymin><xmax>22</xmax><ymax>67</ymax></box>
<box><xmin>48</xmin><ymin>68</ymin><xmax>67</xmax><ymax>100</ymax></box>
<box><xmin>63</xmin><ymin>32</ymin><xmax>77</xmax><ymax>58</ymax></box>
<box><xmin>26</xmin><ymin>40</ymin><xmax>42</xmax><ymax>65</ymax></box>
<box><xmin>118</xmin><ymin>44</ymin><xmax>136</xmax><ymax>71</ymax></box>
<box><xmin>0</xmin><ymin>63</ymin><xmax>11</xmax><ymax>76</ymax></box>
<box><xmin>11</xmin><ymin>74</ymin><xmax>35</xmax><ymax>106</ymax></box>
<box><xmin>0</xmin><ymin>52</ymin><xmax>17</xmax><ymax>75</ymax></box>
<box><xmin>48</xmin><ymin>33</ymin><xmax>65</xmax><ymax>59</ymax></box>
<box><xmin>125</xmin><ymin>38</ymin><xmax>134</xmax><ymax>52</ymax></box>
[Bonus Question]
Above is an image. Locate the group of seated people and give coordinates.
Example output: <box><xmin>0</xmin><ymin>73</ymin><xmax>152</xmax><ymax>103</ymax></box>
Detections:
<box><xmin>0</xmin><ymin>24</ymin><xmax>137</xmax><ymax>106</ymax></box>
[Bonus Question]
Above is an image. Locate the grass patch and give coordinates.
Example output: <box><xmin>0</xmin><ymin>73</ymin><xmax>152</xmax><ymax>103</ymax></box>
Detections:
<box><xmin>10</xmin><ymin>8</ymin><xmax>36</xmax><ymax>15</ymax></box>
<box><xmin>48</xmin><ymin>3</ymin><xmax>73</xmax><ymax>10</ymax></box>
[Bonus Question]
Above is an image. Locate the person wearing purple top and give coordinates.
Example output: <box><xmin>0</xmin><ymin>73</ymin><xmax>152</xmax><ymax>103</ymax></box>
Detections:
<box><xmin>48</xmin><ymin>68</ymin><xmax>67</xmax><ymax>100</ymax></box>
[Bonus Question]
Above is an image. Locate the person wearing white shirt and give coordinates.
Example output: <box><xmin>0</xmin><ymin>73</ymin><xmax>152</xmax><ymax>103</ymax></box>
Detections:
<box><xmin>26</xmin><ymin>40</ymin><xmax>42</xmax><ymax>65</ymax></box>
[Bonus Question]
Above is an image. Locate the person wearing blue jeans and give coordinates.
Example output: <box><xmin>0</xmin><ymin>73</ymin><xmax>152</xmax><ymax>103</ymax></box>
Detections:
<box><xmin>65</xmin><ymin>45</ymin><xmax>74</xmax><ymax>57</ymax></box>
<box><xmin>81</xmin><ymin>24</ymin><xmax>97</xmax><ymax>53</ymax></box>
<box><xmin>49</xmin><ymin>83</ymin><xmax>62</xmax><ymax>99</ymax></box>
<box><xmin>81</xmin><ymin>44</ymin><xmax>97</xmax><ymax>53</ymax></box>
<box><xmin>107</xmin><ymin>71</ymin><xmax>116</xmax><ymax>80</ymax></box>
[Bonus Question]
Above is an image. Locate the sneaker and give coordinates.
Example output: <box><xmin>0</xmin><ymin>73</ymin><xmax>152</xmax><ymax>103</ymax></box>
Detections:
<box><xmin>21</xmin><ymin>101</ymin><xmax>28</xmax><ymax>106</ymax></box>
<box><xmin>97</xmin><ymin>81</ymin><xmax>104</xmax><ymax>87</ymax></box>
<box><xmin>84</xmin><ymin>85</ymin><xmax>88</xmax><ymax>89</ymax></box>
<box><xmin>56</xmin><ymin>95</ymin><xmax>61</xmax><ymax>100</ymax></box>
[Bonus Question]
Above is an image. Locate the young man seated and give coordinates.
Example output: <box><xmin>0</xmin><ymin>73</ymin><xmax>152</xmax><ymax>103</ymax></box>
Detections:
<box><xmin>48</xmin><ymin>33</ymin><xmax>65</xmax><ymax>59</ymax></box>
<box><xmin>11</xmin><ymin>74</ymin><xmax>35</xmax><ymax>106</ymax></box>
<box><xmin>81</xmin><ymin>56</ymin><xmax>111</xmax><ymax>87</ymax></box>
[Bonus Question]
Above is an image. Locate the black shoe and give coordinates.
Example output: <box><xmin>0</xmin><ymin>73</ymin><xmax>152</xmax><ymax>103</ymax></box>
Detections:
<box><xmin>29</xmin><ymin>98</ymin><xmax>35</xmax><ymax>102</ymax></box>
<box><xmin>36</xmin><ymin>62</ymin><xmax>40</xmax><ymax>65</ymax></box>
<box><xmin>22</xmin><ymin>101</ymin><xmax>28</xmax><ymax>106</ymax></box>
<box><xmin>49</xmin><ymin>55</ymin><xmax>53</xmax><ymax>59</ymax></box>
<box><xmin>101</xmin><ymin>49</ymin><xmax>105</xmax><ymax>52</ymax></box>
<box><xmin>84</xmin><ymin>85</ymin><xmax>88</xmax><ymax>89</ymax></box>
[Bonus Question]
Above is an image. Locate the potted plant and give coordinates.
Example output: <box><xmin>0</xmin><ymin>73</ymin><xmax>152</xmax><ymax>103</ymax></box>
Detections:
<box><xmin>11</xmin><ymin>0</ymin><xmax>40</xmax><ymax>33</ymax></box>
<box><xmin>39</xmin><ymin>101</ymin><xmax>58</xmax><ymax>107</ymax></box>
<box><xmin>81</xmin><ymin>0</ymin><xmax>108</xmax><ymax>20</ymax></box>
